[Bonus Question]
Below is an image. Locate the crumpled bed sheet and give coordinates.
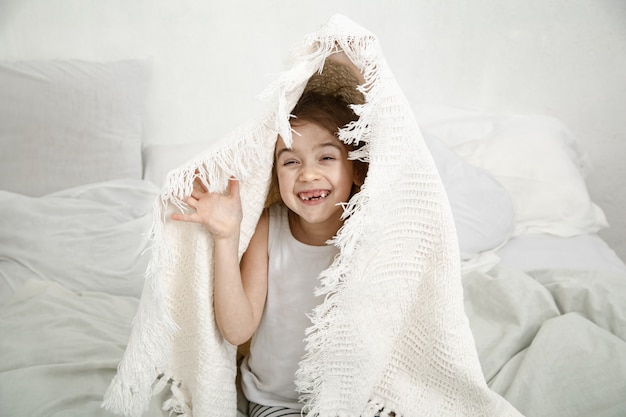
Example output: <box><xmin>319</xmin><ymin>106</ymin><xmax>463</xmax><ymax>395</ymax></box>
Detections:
<box><xmin>0</xmin><ymin>179</ymin><xmax>624</xmax><ymax>416</ymax></box>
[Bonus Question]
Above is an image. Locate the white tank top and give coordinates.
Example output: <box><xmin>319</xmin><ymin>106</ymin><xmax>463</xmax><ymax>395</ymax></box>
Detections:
<box><xmin>240</xmin><ymin>203</ymin><xmax>339</xmax><ymax>409</ymax></box>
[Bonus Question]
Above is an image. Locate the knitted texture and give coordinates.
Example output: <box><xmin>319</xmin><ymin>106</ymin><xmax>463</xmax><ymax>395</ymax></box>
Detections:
<box><xmin>103</xmin><ymin>14</ymin><xmax>523</xmax><ymax>417</ymax></box>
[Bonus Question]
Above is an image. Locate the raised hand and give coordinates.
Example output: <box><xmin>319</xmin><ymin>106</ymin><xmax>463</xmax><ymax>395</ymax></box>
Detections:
<box><xmin>171</xmin><ymin>177</ymin><xmax>243</xmax><ymax>241</ymax></box>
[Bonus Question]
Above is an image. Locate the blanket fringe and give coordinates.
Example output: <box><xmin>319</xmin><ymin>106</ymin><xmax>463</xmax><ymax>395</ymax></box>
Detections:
<box><xmin>162</xmin><ymin>379</ymin><xmax>191</xmax><ymax>417</ymax></box>
<box><xmin>102</xmin><ymin>374</ymin><xmax>153</xmax><ymax>417</ymax></box>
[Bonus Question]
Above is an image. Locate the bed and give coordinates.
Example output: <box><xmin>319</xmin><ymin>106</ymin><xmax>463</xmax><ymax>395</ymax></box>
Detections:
<box><xmin>1</xmin><ymin>52</ymin><xmax>626</xmax><ymax>417</ymax></box>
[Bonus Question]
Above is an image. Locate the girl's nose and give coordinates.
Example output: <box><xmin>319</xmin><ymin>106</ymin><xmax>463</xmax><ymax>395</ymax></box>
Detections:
<box><xmin>299</xmin><ymin>163</ymin><xmax>320</xmax><ymax>182</ymax></box>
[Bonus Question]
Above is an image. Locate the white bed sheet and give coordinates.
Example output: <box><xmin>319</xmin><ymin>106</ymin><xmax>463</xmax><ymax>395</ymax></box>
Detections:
<box><xmin>496</xmin><ymin>234</ymin><xmax>626</xmax><ymax>274</ymax></box>
<box><xmin>0</xmin><ymin>179</ymin><xmax>159</xmax><ymax>307</ymax></box>
<box><xmin>0</xmin><ymin>279</ymin><xmax>171</xmax><ymax>417</ymax></box>
<box><xmin>463</xmin><ymin>266</ymin><xmax>626</xmax><ymax>416</ymax></box>
<box><xmin>0</xmin><ymin>179</ymin><xmax>170</xmax><ymax>417</ymax></box>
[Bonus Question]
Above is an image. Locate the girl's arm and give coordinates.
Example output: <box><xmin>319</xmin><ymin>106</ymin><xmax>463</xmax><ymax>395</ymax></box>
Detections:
<box><xmin>171</xmin><ymin>177</ymin><xmax>268</xmax><ymax>345</ymax></box>
<box><xmin>213</xmin><ymin>209</ymin><xmax>268</xmax><ymax>345</ymax></box>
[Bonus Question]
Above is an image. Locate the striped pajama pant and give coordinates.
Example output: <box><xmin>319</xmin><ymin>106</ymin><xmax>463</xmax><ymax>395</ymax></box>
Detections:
<box><xmin>247</xmin><ymin>402</ymin><xmax>382</xmax><ymax>417</ymax></box>
<box><xmin>248</xmin><ymin>402</ymin><xmax>302</xmax><ymax>417</ymax></box>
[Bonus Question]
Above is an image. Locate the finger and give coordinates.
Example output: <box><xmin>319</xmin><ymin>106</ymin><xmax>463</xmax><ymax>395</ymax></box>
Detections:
<box><xmin>227</xmin><ymin>176</ymin><xmax>240</xmax><ymax>197</ymax></box>
<box><xmin>193</xmin><ymin>177</ymin><xmax>208</xmax><ymax>193</ymax></box>
<box><xmin>171</xmin><ymin>212</ymin><xmax>185</xmax><ymax>221</ymax></box>
<box><xmin>183</xmin><ymin>196</ymin><xmax>197</xmax><ymax>208</ymax></box>
<box><xmin>196</xmin><ymin>178</ymin><xmax>208</xmax><ymax>193</ymax></box>
<box><xmin>171</xmin><ymin>212</ymin><xmax>196</xmax><ymax>222</ymax></box>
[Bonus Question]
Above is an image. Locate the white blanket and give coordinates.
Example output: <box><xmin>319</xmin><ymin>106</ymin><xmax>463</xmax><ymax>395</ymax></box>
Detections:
<box><xmin>103</xmin><ymin>15</ymin><xmax>520</xmax><ymax>417</ymax></box>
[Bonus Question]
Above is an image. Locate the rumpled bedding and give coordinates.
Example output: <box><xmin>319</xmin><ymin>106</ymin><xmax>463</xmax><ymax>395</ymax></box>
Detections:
<box><xmin>0</xmin><ymin>179</ymin><xmax>625</xmax><ymax>416</ymax></box>
<box><xmin>0</xmin><ymin>179</ymin><xmax>158</xmax><ymax>306</ymax></box>
<box><xmin>0</xmin><ymin>279</ymin><xmax>171</xmax><ymax>417</ymax></box>
<box><xmin>0</xmin><ymin>179</ymin><xmax>167</xmax><ymax>417</ymax></box>
<box><xmin>464</xmin><ymin>266</ymin><xmax>626</xmax><ymax>417</ymax></box>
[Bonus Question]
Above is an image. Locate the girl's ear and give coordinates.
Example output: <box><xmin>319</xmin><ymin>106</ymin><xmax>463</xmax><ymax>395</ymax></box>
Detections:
<box><xmin>352</xmin><ymin>161</ymin><xmax>366</xmax><ymax>187</ymax></box>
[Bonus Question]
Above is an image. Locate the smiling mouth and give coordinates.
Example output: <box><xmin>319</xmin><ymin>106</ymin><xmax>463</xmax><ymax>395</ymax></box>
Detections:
<box><xmin>299</xmin><ymin>190</ymin><xmax>330</xmax><ymax>201</ymax></box>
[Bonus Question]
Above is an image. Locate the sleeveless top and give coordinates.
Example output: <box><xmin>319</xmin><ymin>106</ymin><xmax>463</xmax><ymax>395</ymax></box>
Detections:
<box><xmin>240</xmin><ymin>203</ymin><xmax>339</xmax><ymax>409</ymax></box>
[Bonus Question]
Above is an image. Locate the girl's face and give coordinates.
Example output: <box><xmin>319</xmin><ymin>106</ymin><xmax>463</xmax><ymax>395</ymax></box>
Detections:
<box><xmin>275</xmin><ymin>121</ymin><xmax>358</xmax><ymax>233</ymax></box>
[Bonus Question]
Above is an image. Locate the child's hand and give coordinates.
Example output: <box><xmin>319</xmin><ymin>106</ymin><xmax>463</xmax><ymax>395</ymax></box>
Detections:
<box><xmin>171</xmin><ymin>177</ymin><xmax>242</xmax><ymax>241</ymax></box>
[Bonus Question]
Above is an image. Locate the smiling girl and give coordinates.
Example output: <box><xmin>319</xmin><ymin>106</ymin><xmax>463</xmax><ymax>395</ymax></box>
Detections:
<box><xmin>172</xmin><ymin>90</ymin><xmax>367</xmax><ymax>416</ymax></box>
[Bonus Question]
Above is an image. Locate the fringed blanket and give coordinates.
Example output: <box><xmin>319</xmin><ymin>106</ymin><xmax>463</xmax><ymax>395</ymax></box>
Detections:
<box><xmin>103</xmin><ymin>14</ymin><xmax>522</xmax><ymax>417</ymax></box>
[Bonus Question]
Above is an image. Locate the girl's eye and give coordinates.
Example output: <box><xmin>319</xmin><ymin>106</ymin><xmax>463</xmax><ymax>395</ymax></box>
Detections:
<box><xmin>321</xmin><ymin>156</ymin><xmax>335</xmax><ymax>161</ymax></box>
<box><xmin>282</xmin><ymin>160</ymin><xmax>298</xmax><ymax>166</ymax></box>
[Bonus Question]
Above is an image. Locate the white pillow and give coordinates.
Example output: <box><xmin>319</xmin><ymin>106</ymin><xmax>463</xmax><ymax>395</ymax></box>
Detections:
<box><xmin>424</xmin><ymin>133</ymin><xmax>515</xmax><ymax>260</ymax></box>
<box><xmin>418</xmin><ymin>108</ymin><xmax>608</xmax><ymax>237</ymax></box>
<box><xmin>142</xmin><ymin>141</ymin><xmax>210</xmax><ymax>186</ymax></box>
<box><xmin>0</xmin><ymin>59</ymin><xmax>150</xmax><ymax>196</ymax></box>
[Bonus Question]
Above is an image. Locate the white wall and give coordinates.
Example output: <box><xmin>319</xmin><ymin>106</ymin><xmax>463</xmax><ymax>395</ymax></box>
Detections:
<box><xmin>1</xmin><ymin>0</ymin><xmax>624</xmax><ymax>260</ymax></box>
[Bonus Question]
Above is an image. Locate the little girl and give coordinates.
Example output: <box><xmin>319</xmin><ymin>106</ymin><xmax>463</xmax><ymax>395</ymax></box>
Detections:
<box><xmin>172</xmin><ymin>91</ymin><xmax>367</xmax><ymax>416</ymax></box>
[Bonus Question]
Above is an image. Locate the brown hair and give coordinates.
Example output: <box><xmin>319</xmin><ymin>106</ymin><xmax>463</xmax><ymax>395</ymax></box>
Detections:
<box><xmin>265</xmin><ymin>92</ymin><xmax>368</xmax><ymax>207</ymax></box>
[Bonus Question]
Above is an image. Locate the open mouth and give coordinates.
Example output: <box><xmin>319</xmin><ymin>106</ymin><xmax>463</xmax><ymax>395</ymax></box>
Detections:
<box><xmin>299</xmin><ymin>190</ymin><xmax>330</xmax><ymax>201</ymax></box>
